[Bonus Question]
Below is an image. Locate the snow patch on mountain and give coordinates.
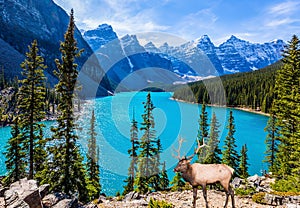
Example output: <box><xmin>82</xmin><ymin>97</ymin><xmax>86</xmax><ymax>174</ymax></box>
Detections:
<box><xmin>83</xmin><ymin>24</ymin><xmax>285</xmax><ymax>86</ymax></box>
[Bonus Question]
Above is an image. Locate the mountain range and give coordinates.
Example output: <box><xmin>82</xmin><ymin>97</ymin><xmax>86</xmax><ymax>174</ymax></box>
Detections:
<box><xmin>83</xmin><ymin>24</ymin><xmax>285</xmax><ymax>89</ymax></box>
<box><xmin>0</xmin><ymin>0</ymin><xmax>285</xmax><ymax>94</ymax></box>
<box><xmin>0</xmin><ymin>0</ymin><xmax>112</xmax><ymax>96</ymax></box>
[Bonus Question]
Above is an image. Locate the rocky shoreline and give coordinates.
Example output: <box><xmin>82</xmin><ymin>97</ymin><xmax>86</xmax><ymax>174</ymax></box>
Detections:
<box><xmin>171</xmin><ymin>97</ymin><xmax>270</xmax><ymax>117</ymax></box>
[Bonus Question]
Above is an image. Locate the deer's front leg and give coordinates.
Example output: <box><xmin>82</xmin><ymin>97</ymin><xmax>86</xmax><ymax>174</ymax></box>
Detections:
<box><xmin>192</xmin><ymin>186</ymin><xmax>197</xmax><ymax>208</ymax></box>
<box><xmin>202</xmin><ymin>184</ymin><xmax>209</xmax><ymax>208</ymax></box>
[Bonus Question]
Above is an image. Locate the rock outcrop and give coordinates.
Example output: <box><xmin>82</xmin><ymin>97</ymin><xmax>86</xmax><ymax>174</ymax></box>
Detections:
<box><xmin>0</xmin><ymin>0</ymin><xmax>113</xmax><ymax>96</ymax></box>
<box><xmin>4</xmin><ymin>178</ymin><xmax>43</xmax><ymax>208</ymax></box>
<box><xmin>1</xmin><ymin>178</ymin><xmax>95</xmax><ymax>208</ymax></box>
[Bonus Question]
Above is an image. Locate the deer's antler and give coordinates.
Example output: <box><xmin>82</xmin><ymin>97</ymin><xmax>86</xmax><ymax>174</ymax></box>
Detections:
<box><xmin>186</xmin><ymin>137</ymin><xmax>207</xmax><ymax>160</ymax></box>
<box><xmin>172</xmin><ymin>137</ymin><xmax>185</xmax><ymax>160</ymax></box>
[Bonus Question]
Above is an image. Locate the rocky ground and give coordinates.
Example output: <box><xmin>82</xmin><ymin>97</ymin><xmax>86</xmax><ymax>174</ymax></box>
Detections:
<box><xmin>97</xmin><ymin>190</ymin><xmax>288</xmax><ymax>208</ymax></box>
<box><xmin>1</xmin><ymin>176</ymin><xmax>299</xmax><ymax>208</ymax></box>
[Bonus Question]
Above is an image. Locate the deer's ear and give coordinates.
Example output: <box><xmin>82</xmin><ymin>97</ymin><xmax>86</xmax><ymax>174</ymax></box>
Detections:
<box><xmin>187</xmin><ymin>158</ymin><xmax>192</xmax><ymax>163</ymax></box>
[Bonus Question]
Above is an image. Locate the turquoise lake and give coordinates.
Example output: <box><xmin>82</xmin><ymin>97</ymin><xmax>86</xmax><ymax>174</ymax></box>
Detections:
<box><xmin>0</xmin><ymin>92</ymin><xmax>269</xmax><ymax>195</ymax></box>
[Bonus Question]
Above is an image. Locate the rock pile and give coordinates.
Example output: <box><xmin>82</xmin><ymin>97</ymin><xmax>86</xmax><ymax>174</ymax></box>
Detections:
<box><xmin>232</xmin><ymin>174</ymin><xmax>300</xmax><ymax>206</ymax></box>
<box><xmin>0</xmin><ymin>178</ymin><xmax>97</xmax><ymax>208</ymax></box>
<box><xmin>231</xmin><ymin>174</ymin><xmax>275</xmax><ymax>192</ymax></box>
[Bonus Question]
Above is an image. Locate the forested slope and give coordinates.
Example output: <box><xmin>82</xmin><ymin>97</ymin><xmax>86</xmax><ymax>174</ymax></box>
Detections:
<box><xmin>173</xmin><ymin>61</ymin><xmax>283</xmax><ymax>113</ymax></box>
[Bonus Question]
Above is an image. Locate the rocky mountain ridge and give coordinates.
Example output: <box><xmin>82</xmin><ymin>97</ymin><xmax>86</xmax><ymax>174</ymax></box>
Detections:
<box><xmin>83</xmin><ymin>24</ymin><xmax>285</xmax><ymax>87</ymax></box>
<box><xmin>0</xmin><ymin>0</ymin><xmax>112</xmax><ymax>96</ymax></box>
<box><xmin>83</xmin><ymin>25</ymin><xmax>180</xmax><ymax>91</ymax></box>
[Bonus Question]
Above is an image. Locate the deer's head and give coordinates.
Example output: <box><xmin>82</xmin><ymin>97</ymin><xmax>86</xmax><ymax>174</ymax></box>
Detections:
<box><xmin>172</xmin><ymin>137</ymin><xmax>206</xmax><ymax>173</ymax></box>
<box><xmin>174</xmin><ymin>157</ymin><xmax>192</xmax><ymax>173</ymax></box>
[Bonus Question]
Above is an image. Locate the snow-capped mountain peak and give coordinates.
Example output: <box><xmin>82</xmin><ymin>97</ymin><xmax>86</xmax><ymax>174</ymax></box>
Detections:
<box><xmin>83</xmin><ymin>24</ymin><xmax>285</xmax><ymax>85</ymax></box>
<box><xmin>144</xmin><ymin>42</ymin><xmax>160</xmax><ymax>53</ymax></box>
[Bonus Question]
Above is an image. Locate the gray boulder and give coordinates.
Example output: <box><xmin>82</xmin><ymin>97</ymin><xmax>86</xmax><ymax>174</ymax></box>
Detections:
<box><xmin>39</xmin><ymin>184</ymin><xmax>50</xmax><ymax>199</ymax></box>
<box><xmin>231</xmin><ymin>177</ymin><xmax>244</xmax><ymax>188</ymax></box>
<box><xmin>124</xmin><ymin>191</ymin><xmax>141</xmax><ymax>201</ymax></box>
<box><xmin>52</xmin><ymin>198</ymin><xmax>78</xmax><ymax>208</ymax></box>
<box><xmin>263</xmin><ymin>193</ymin><xmax>300</xmax><ymax>206</ymax></box>
<box><xmin>4</xmin><ymin>178</ymin><xmax>42</xmax><ymax>208</ymax></box>
<box><xmin>247</xmin><ymin>174</ymin><xmax>261</xmax><ymax>187</ymax></box>
<box><xmin>42</xmin><ymin>192</ymin><xmax>68</xmax><ymax>208</ymax></box>
<box><xmin>83</xmin><ymin>203</ymin><xmax>97</xmax><ymax>208</ymax></box>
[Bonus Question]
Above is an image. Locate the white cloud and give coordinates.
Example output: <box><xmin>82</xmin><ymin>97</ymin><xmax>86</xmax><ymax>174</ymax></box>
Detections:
<box><xmin>61</xmin><ymin>0</ymin><xmax>170</xmax><ymax>36</ymax></box>
<box><xmin>175</xmin><ymin>9</ymin><xmax>218</xmax><ymax>40</ymax></box>
<box><xmin>264</xmin><ymin>1</ymin><xmax>300</xmax><ymax>29</ymax></box>
<box><xmin>268</xmin><ymin>1</ymin><xmax>300</xmax><ymax>16</ymax></box>
<box><xmin>236</xmin><ymin>0</ymin><xmax>300</xmax><ymax>43</ymax></box>
<box><xmin>265</xmin><ymin>18</ymin><xmax>298</xmax><ymax>27</ymax></box>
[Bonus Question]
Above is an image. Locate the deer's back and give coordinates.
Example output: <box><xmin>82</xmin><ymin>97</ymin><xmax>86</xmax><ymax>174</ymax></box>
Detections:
<box><xmin>190</xmin><ymin>163</ymin><xmax>233</xmax><ymax>185</ymax></box>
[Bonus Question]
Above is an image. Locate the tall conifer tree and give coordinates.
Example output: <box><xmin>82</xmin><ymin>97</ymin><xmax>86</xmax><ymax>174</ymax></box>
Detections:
<box><xmin>238</xmin><ymin>144</ymin><xmax>249</xmax><ymax>179</ymax></box>
<box><xmin>196</xmin><ymin>103</ymin><xmax>209</xmax><ymax>162</ymax></box>
<box><xmin>123</xmin><ymin>109</ymin><xmax>139</xmax><ymax>195</ymax></box>
<box><xmin>271</xmin><ymin>35</ymin><xmax>300</xmax><ymax>182</ymax></box>
<box><xmin>17</xmin><ymin>40</ymin><xmax>46</xmax><ymax>179</ymax></box>
<box><xmin>3</xmin><ymin>117</ymin><xmax>26</xmax><ymax>185</ymax></box>
<box><xmin>222</xmin><ymin>111</ymin><xmax>239</xmax><ymax>176</ymax></box>
<box><xmin>135</xmin><ymin>92</ymin><xmax>161</xmax><ymax>193</ymax></box>
<box><xmin>86</xmin><ymin>110</ymin><xmax>101</xmax><ymax>200</ymax></box>
<box><xmin>203</xmin><ymin>112</ymin><xmax>221</xmax><ymax>164</ymax></box>
<box><xmin>159</xmin><ymin>161</ymin><xmax>169</xmax><ymax>191</ymax></box>
<box><xmin>41</xmin><ymin>9</ymin><xmax>88</xmax><ymax>202</ymax></box>
<box><xmin>264</xmin><ymin>113</ymin><xmax>279</xmax><ymax>173</ymax></box>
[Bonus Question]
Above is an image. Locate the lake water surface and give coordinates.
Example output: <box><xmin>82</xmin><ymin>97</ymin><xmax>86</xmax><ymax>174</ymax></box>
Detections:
<box><xmin>0</xmin><ymin>92</ymin><xmax>269</xmax><ymax>195</ymax></box>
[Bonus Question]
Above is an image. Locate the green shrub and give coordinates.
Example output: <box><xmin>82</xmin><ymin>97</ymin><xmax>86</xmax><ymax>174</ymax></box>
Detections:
<box><xmin>271</xmin><ymin>176</ymin><xmax>300</xmax><ymax>193</ymax></box>
<box><xmin>117</xmin><ymin>195</ymin><xmax>124</xmax><ymax>201</ymax></box>
<box><xmin>271</xmin><ymin>191</ymin><xmax>300</xmax><ymax>196</ymax></box>
<box><xmin>148</xmin><ymin>197</ymin><xmax>173</xmax><ymax>208</ymax></box>
<box><xmin>234</xmin><ymin>187</ymin><xmax>256</xmax><ymax>196</ymax></box>
<box><xmin>252</xmin><ymin>192</ymin><xmax>266</xmax><ymax>204</ymax></box>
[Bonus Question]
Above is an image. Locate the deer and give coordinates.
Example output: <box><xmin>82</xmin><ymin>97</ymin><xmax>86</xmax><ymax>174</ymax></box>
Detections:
<box><xmin>173</xmin><ymin>137</ymin><xmax>235</xmax><ymax>208</ymax></box>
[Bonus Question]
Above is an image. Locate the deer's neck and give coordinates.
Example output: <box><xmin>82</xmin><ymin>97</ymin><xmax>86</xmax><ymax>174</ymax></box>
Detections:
<box><xmin>182</xmin><ymin>164</ymin><xmax>193</xmax><ymax>183</ymax></box>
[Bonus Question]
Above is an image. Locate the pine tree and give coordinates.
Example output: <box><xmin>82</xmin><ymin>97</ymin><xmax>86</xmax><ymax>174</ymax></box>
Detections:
<box><xmin>264</xmin><ymin>113</ymin><xmax>279</xmax><ymax>173</ymax></box>
<box><xmin>17</xmin><ymin>39</ymin><xmax>47</xmax><ymax>179</ymax></box>
<box><xmin>203</xmin><ymin>112</ymin><xmax>222</xmax><ymax>164</ymax></box>
<box><xmin>41</xmin><ymin>10</ymin><xmax>89</xmax><ymax>202</ymax></box>
<box><xmin>3</xmin><ymin>117</ymin><xmax>26</xmax><ymax>186</ymax></box>
<box><xmin>86</xmin><ymin>110</ymin><xmax>101</xmax><ymax>200</ymax></box>
<box><xmin>222</xmin><ymin>111</ymin><xmax>240</xmax><ymax>176</ymax></box>
<box><xmin>272</xmin><ymin>35</ymin><xmax>300</xmax><ymax>178</ymax></box>
<box><xmin>135</xmin><ymin>92</ymin><xmax>160</xmax><ymax>193</ymax></box>
<box><xmin>196</xmin><ymin>103</ymin><xmax>209</xmax><ymax>163</ymax></box>
<box><xmin>170</xmin><ymin>172</ymin><xmax>185</xmax><ymax>191</ymax></box>
<box><xmin>238</xmin><ymin>144</ymin><xmax>249</xmax><ymax>179</ymax></box>
<box><xmin>149</xmin><ymin>137</ymin><xmax>162</xmax><ymax>191</ymax></box>
<box><xmin>159</xmin><ymin>161</ymin><xmax>169</xmax><ymax>191</ymax></box>
<box><xmin>123</xmin><ymin>109</ymin><xmax>139</xmax><ymax>195</ymax></box>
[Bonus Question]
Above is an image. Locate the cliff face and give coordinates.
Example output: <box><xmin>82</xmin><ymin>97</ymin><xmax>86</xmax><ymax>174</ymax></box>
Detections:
<box><xmin>84</xmin><ymin>25</ymin><xmax>180</xmax><ymax>90</ymax></box>
<box><xmin>0</xmin><ymin>0</ymin><xmax>112</xmax><ymax>95</ymax></box>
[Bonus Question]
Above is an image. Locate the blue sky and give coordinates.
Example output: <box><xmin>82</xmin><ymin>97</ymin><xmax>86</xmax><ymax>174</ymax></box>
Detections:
<box><xmin>53</xmin><ymin>0</ymin><xmax>300</xmax><ymax>45</ymax></box>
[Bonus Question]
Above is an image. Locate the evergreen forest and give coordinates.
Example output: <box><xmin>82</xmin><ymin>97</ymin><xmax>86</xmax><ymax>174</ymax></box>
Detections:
<box><xmin>173</xmin><ymin>61</ymin><xmax>283</xmax><ymax>113</ymax></box>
